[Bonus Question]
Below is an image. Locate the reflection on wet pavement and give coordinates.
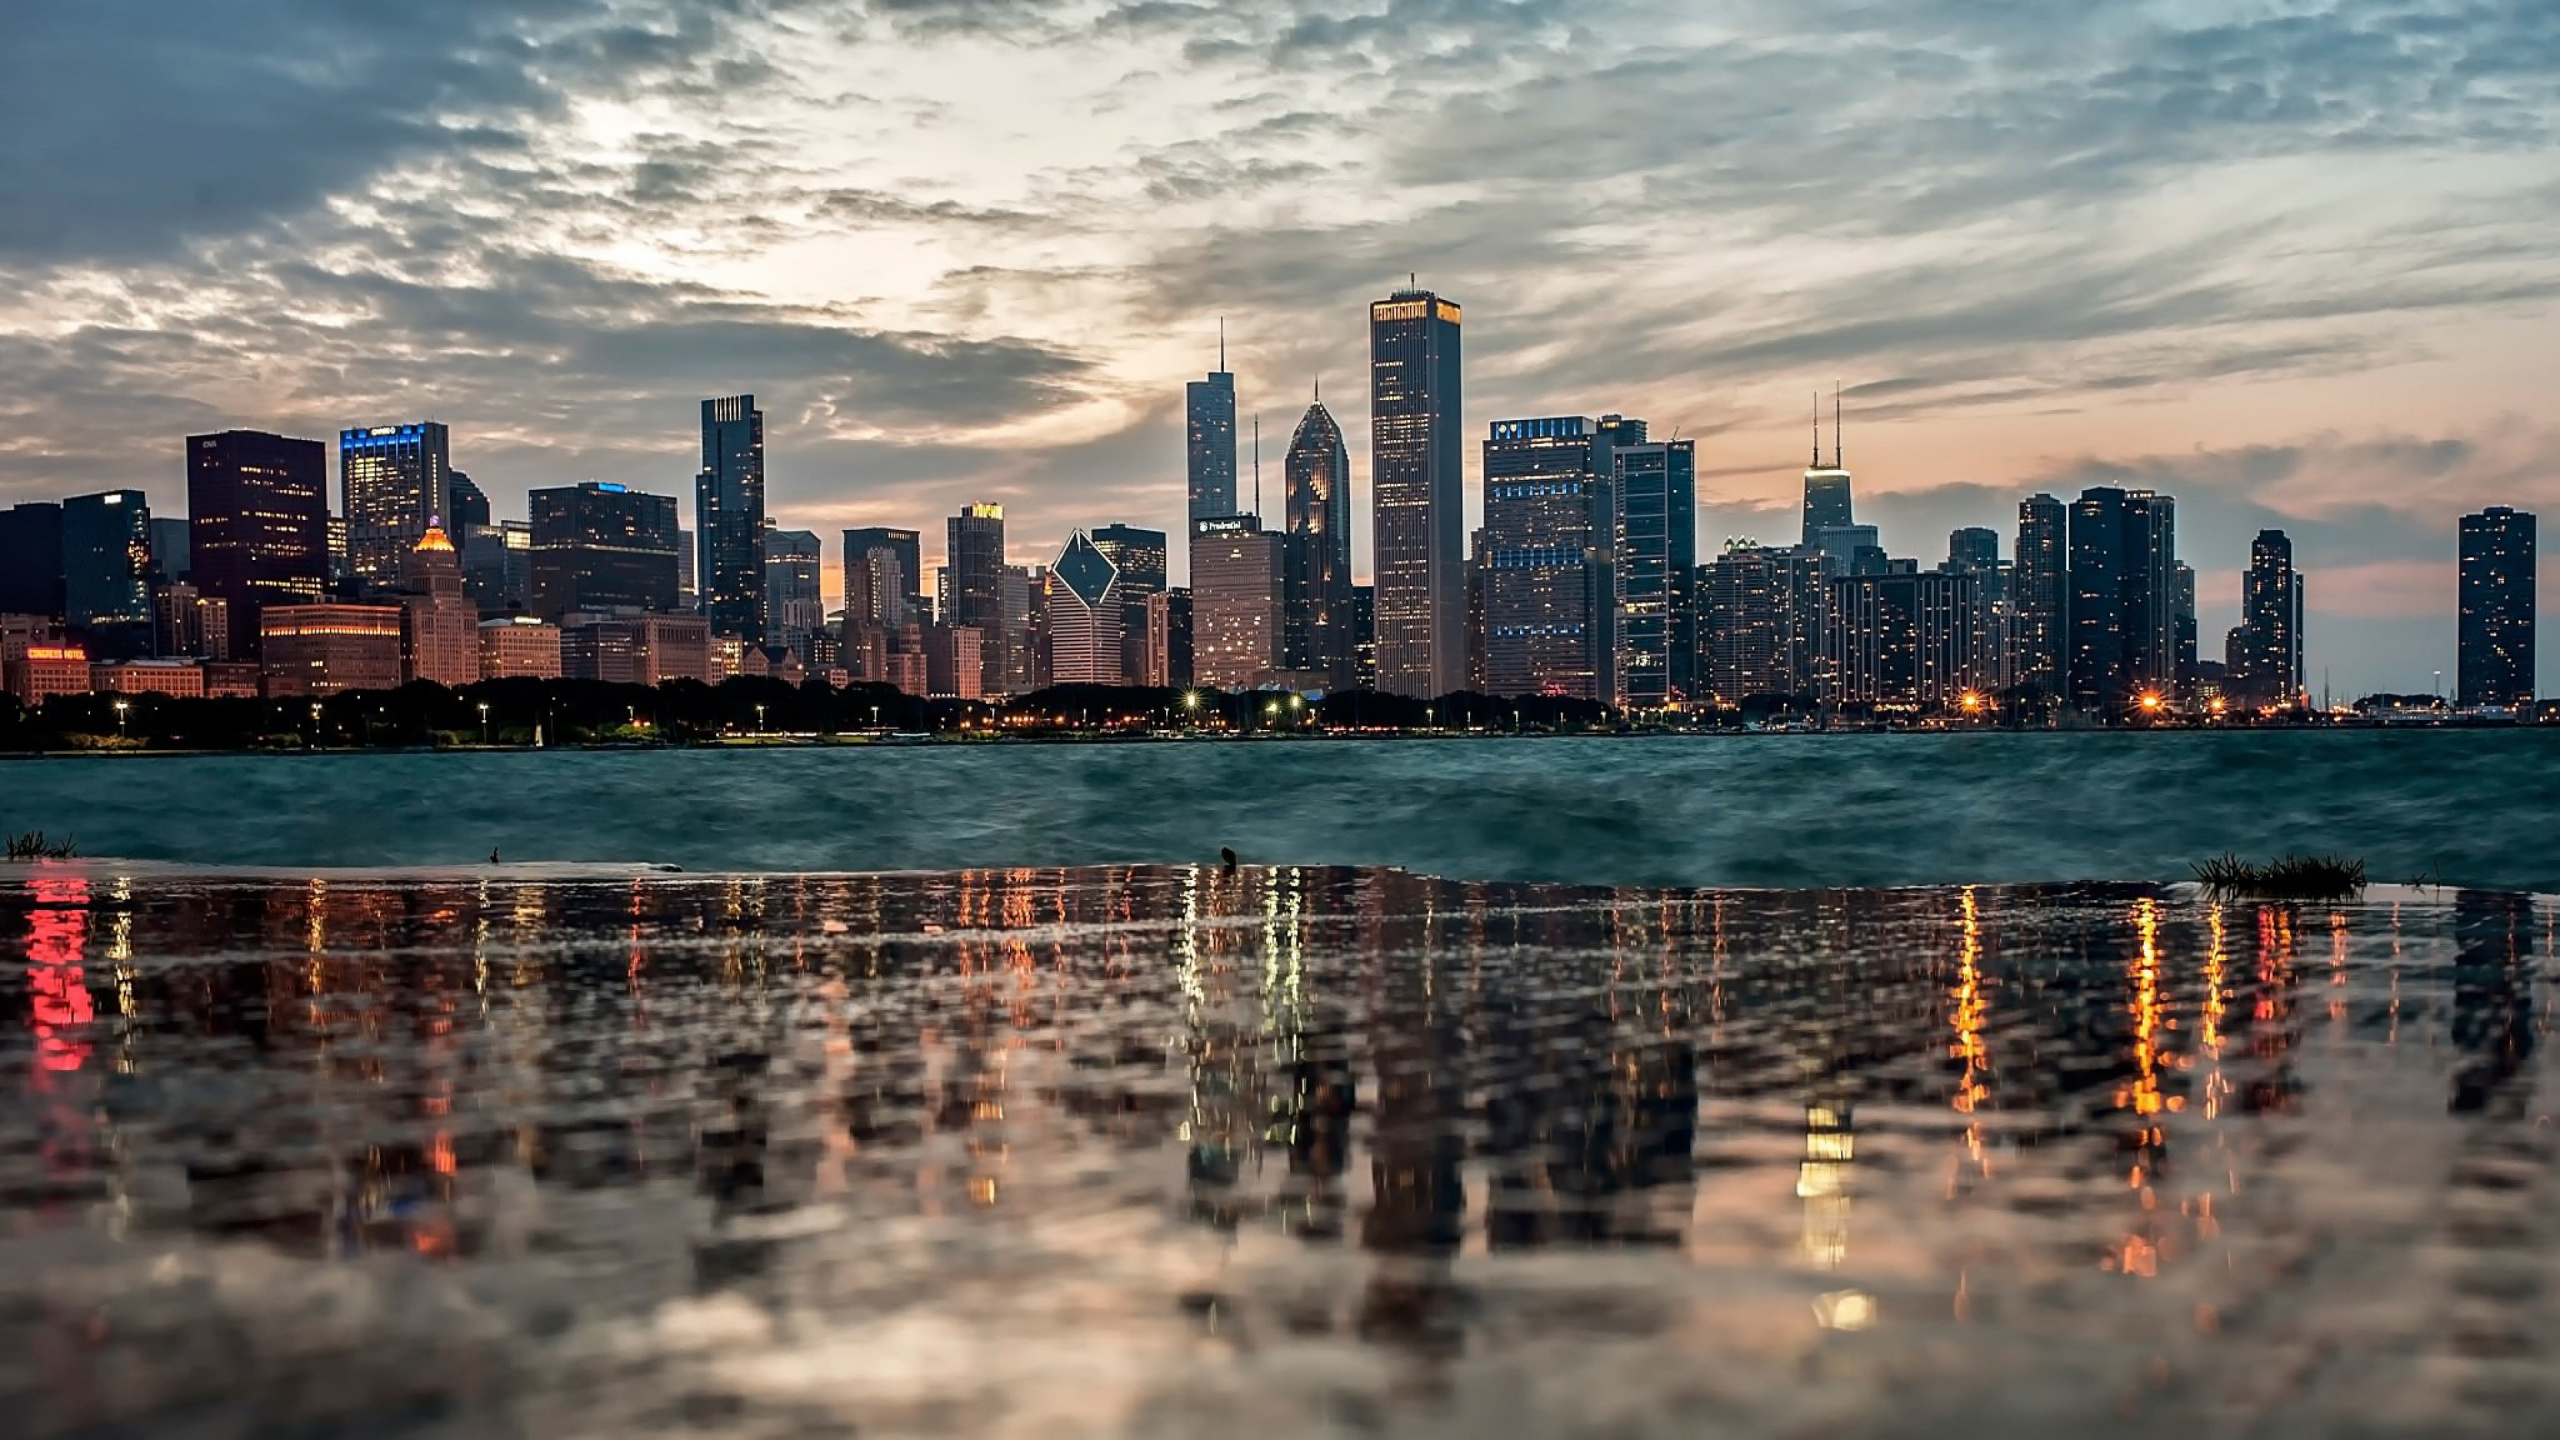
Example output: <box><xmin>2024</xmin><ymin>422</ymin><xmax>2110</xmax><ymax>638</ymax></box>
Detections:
<box><xmin>0</xmin><ymin>866</ymin><xmax>2554</xmax><ymax>1437</ymax></box>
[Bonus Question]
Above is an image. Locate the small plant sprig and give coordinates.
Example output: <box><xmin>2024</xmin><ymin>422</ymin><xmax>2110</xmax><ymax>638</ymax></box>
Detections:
<box><xmin>2191</xmin><ymin>852</ymin><xmax>2365</xmax><ymax>900</ymax></box>
<box><xmin>3</xmin><ymin>831</ymin><xmax>78</xmax><ymax>861</ymax></box>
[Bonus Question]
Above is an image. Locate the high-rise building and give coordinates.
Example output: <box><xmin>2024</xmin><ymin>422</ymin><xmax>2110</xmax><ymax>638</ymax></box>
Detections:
<box><xmin>1351</xmin><ymin>584</ymin><xmax>1377</xmax><ymax>690</ymax></box>
<box><xmin>1369</xmin><ymin>285</ymin><xmax>1463</xmax><ymax>697</ymax></box>
<box><xmin>155</xmin><ymin>583</ymin><xmax>229</xmax><ymax>662</ymax></box>
<box><xmin>1045</xmin><ymin>531</ymin><xmax>1124</xmax><ymax>687</ymax></box>
<box><xmin>2458</xmin><ymin>506</ymin><xmax>2536</xmax><ymax>707</ymax></box>
<box><xmin>2172</xmin><ymin>560</ymin><xmax>2198</xmax><ymax>694</ymax></box>
<box><xmin>188</xmin><ymin>430</ymin><xmax>329</xmax><ymax>648</ymax></box>
<box><xmin>2232</xmin><ymin>529</ymin><xmax>2304</xmax><ymax>707</ymax></box>
<box><xmin>1280</xmin><ymin>398</ymin><xmax>1356</xmax><ymax>688</ymax></box>
<box><xmin>696</xmin><ymin>395</ymin><xmax>767</xmax><ymax>642</ymax></box>
<box><xmin>149</xmin><ymin>517</ymin><xmax>190</xmax><ymax>584</ymax></box>
<box><xmin>529</xmin><ymin>482</ymin><xmax>681</xmax><ymax>619</ymax></box>
<box><xmin>0</xmin><ymin>502</ymin><xmax>66</xmax><ymax>618</ymax></box>
<box><xmin>2067</xmin><ymin>487</ymin><xmax>2178</xmax><ymax>712</ymax></box>
<box><xmin>1142</xmin><ymin>589</ymin><xmax>1192</xmax><ymax>687</ymax></box>
<box><xmin>447</xmin><ymin>470</ymin><xmax>491</xmax><ymax>534</ymax></box>
<box><xmin>61</xmin><ymin>490</ymin><xmax>157</xmax><ymax>657</ymax></box>
<box><xmin>1701</xmin><ymin>542</ymin><xmax>1827</xmax><ymax>705</ymax></box>
<box><xmin>340</xmin><ymin>422</ymin><xmax>450</xmax><ymax>585</ymax></box>
<box><xmin>1610</xmin><ymin>439</ymin><xmax>1696</xmax><ymax>708</ymax></box>
<box><xmin>1093</xmin><ymin>523</ymin><xmax>1168</xmax><ymax>685</ymax></box>
<box><xmin>398</xmin><ymin>525</ymin><xmax>480</xmax><ymax>687</ymax></box>
<box><xmin>1481</xmin><ymin>416</ymin><xmax>1605</xmax><ymax>699</ymax></box>
<box><xmin>562</xmin><ymin>614</ymin><xmax>712</xmax><ymax>686</ymax></box>
<box><xmin>763</xmin><ymin>524</ymin><xmax>824</xmax><ymax>661</ymax></box>
<box><xmin>843</xmin><ymin>527</ymin><xmax>922</xmax><ymax>627</ymax></box>
<box><xmin>462</xmin><ymin>519</ymin><xmax>532</xmax><ymax>612</ymax></box>
<box><xmin>1001</xmin><ymin>565</ymin><xmax>1040</xmax><ymax>693</ymax></box>
<box><xmin>1801</xmin><ymin>396</ymin><xmax>1853</xmax><ymax>547</ymax></box>
<box><xmin>1824</xmin><ymin>571</ymin><xmax>1981</xmax><ymax>713</ymax></box>
<box><xmin>2012</xmin><ymin>494</ymin><xmax>2068</xmax><ymax>698</ymax></box>
<box><xmin>1186</xmin><ymin>355</ymin><xmax>1239</xmax><ymax>529</ymax></box>
<box><xmin>1191</xmin><ymin>515</ymin><xmax>1285</xmax><ymax>689</ymax></box>
<box><xmin>946</xmin><ymin>504</ymin><xmax>1007</xmax><ymax>694</ymax></box>
<box><xmin>1940</xmin><ymin>528</ymin><xmax>2013</xmax><ymax>695</ymax></box>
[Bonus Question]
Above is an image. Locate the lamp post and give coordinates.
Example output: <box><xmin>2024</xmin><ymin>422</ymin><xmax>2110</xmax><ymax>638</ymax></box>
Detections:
<box><xmin>309</xmin><ymin>702</ymin><xmax>322</xmax><ymax>747</ymax></box>
<box><xmin>477</xmin><ymin>702</ymin><xmax>491</xmax><ymax>745</ymax></box>
<box><xmin>113</xmin><ymin>699</ymin><xmax>129</xmax><ymax>740</ymax></box>
<box><xmin>756</xmin><ymin>703</ymin><xmax>767</xmax><ymax>735</ymax></box>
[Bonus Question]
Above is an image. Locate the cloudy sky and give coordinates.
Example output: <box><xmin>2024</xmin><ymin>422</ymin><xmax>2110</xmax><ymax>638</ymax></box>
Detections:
<box><xmin>4</xmin><ymin>0</ymin><xmax>2555</xmax><ymax>694</ymax></box>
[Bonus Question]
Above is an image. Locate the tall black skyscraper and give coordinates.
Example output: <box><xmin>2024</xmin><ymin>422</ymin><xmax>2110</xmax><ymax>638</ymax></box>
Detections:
<box><xmin>1093</xmin><ymin>522</ymin><xmax>1169</xmax><ymax>683</ymax></box>
<box><xmin>697</xmin><ymin>394</ymin><xmax>767</xmax><ymax>643</ymax></box>
<box><xmin>1283</xmin><ymin>396</ymin><xmax>1355</xmax><ymax>687</ymax></box>
<box><xmin>0</xmin><ymin>502</ymin><xmax>66</xmax><ymax>618</ymax></box>
<box><xmin>1611</xmin><ymin>438</ymin><xmax>1696</xmax><ymax>708</ymax></box>
<box><xmin>341</xmin><ymin>421</ymin><xmax>450</xmax><ymax>586</ymax></box>
<box><xmin>189</xmin><ymin>430</ymin><xmax>329</xmax><ymax>645</ymax></box>
<box><xmin>1369</xmin><ymin>285</ymin><xmax>1463</xmax><ymax>697</ymax></box>
<box><xmin>1801</xmin><ymin>395</ymin><xmax>1853</xmax><ymax>547</ymax></box>
<box><xmin>2458</xmin><ymin>506</ymin><xmax>2536</xmax><ymax>707</ymax></box>
<box><xmin>1186</xmin><ymin>343</ymin><xmax>1238</xmax><ymax>528</ymax></box>
<box><xmin>2067</xmin><ymin>487</ymin><xmax>2177</xmax><ymax>712</ymax></box>
<box><xmin>1480</xmin><ymin>415</ymin><xmax>1604</xmax><ymax>699</ymax></box>
<box><xmin>946</xmin><ymin>503</ymin><xmax>1007</xmax><ymax>693</ymax></box>
<box><xmin>62</xmin><ymin>490</ymin><xmax>156</xmax><ymax>656</ymax></box>
<box><xmin>2234</xmin><ymin>529</ymin><xmax>2303</xmax><ymax>706</ymax></box>
<box><xmin>2013</xmin><ymin>493</ymin><xmax>2067</xmax><ymax>697</ymax></box>
<box><xmin>529</xmin><ymin>482</ymin><xmax>681</xmax><ymax>619</ymax></box>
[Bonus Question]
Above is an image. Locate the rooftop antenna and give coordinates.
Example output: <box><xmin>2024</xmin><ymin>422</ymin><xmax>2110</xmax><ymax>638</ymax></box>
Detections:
<box><xmin>1218</xmin><ymin>317</ymin><xmax>1226</xmax><ymax>374</ymax></box>
<box><xmin>1812</xmin><ymin>392</ymin><xmax>1821</xmax><ymax>468</ymax></box>
<box><xmin>1833</xmin><ymin>382</ymin><xmax>1843</xmax><ymax>469</ymax></box>
<box><xmin>1252</xmin><ymin>414</ymin><xmax>1263</xmax><ymax>518</ymax></box>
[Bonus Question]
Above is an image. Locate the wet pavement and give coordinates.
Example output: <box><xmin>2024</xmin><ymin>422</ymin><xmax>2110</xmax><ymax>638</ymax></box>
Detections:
<box><xmin>0</xmin><ymin>864</ymin><xmax>2555</xmax><ymax>1438</ymax></box>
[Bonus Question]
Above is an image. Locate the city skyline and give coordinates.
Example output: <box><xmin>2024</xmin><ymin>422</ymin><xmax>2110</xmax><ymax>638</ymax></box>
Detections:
<box><xmin>4</xmin><ymin>3</ymin><xmax>2557</xmax><ymax>695</ymax></box>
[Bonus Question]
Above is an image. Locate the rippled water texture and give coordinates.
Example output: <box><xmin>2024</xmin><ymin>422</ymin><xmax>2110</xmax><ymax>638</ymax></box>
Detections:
<box><xmin>5</xmin><ymin>729</ymin><xmax>2559</xmax><ymax>889</ymax></box>
<box><xmin>2</xmin><ymin>864</ymin><xmax>2556</xmax><ymax>1437</ymax></box>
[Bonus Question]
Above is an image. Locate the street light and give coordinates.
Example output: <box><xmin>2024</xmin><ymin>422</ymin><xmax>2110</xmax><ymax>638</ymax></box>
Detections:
<box><xmin>756</xmin><ymin>703</ymin><xmax>767</xmax><ymax>734</ymax></box>
<box><xmin>113</xmin><ymin>699</ymin><xmax>129</xmax><ymax>739</ymax></box>
<box><xmin>477</xmin><ymin>702</ymin><xmax>491</xmax><ymax>745</ymax></box>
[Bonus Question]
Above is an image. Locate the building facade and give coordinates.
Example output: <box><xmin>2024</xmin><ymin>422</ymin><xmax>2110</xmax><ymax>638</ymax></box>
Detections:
<box><xmin>1186</xmin><ymin>364</ymin><xmax>1238</xmax><ymax>529</ymax></box>
<box><xmin>2231</xmin><ymin>529</ymin><xmax>2304</xmax><ymax>707</ymax></box>
<box><xmin>1701</xmin><ymin>542</ymin><xmax>1827</xmax><ymax>705</ymax></box>
<box><xmin>1092</xmin><ymin>524</ymin><xmax>1168</xmax><ymax>687</ymax></box>
<box><xmin>763</xmin><ymin>525</ymin><xmax>824</xmax><ymax>661</ymax></box>
<box><xmin>2067</xmin><ymin>487</ymin><xmax>2178</xmax><ymax>712</ymax></box>
<box><xmin>2458</xmin><ymin>506</ymin><xmax>2536</xmax><ymax>707</ymax></box>
<box><xmin>946</xmin><ymin>505</ymin><xmax>1007</xmax><ymax>694</ymax></box>
<box><xmin>0</xmin><ymin>502</ymin><xmax>66</xmax><ymax>618</ymax></box>
<box><xmin>1045</xmin><ymin>531</ymin><xmax>1124</xmax><ymax>687</ymax></box>
<box><xmin>478</xmin><ymin>616</ymin><xmax>563</xmax><ymax>679</ymax></box>
<box><xmin>842</xmin><ymin>527</ymin><xmax>922</xmax><ymax>627</ymax></box>
<box><xmin>399</xmin><ymin>527</ymin><xmax>481</xmax><ymax>687</ymax></box>
<box><xmin>188</xmin><ymin>431</ymin><xmax>329</xmax><ymax>652</ymax></box>
<box><xmin>1191</xmin><ymin>516</ymin><xmax>1284</xmax><ymax>690</ymax></box>
<box><xmin>1824</xmin><ymin>571</ymin><xmax>1980</xmax><ymax>713</ymax></box>
<box><xmin>1368</xmin><ymin>287</ymin><xmax>1464</xmax><ymax>697</ymax></box>
<box><xmin>1610</xmin><ymin>440</ymin><xmax>1697</xmax><ymax>708</ymax></box>
<box><xmin>696</xmin><ymin>395</ymin><xmax>767</xmax><ymax>642</ymax></box>
<box><xmin>61</xmin><ymin>490</ymin><xmax>157</xmax><ymax>657</ymax></box>
<box><xmin>2011</xmin><ymin>493</ymin><xmax>2068</xmax><ymax>698</ymax></box>
<box><xmin>528</xmin><ymin>482</ymin><xmax>681</xmax><ymax>619</ymax></box>
<box><xmin>1282</xmin><ymin>399</ymin><xmax>1356</xmax><ymax>689</ymax></box>
<box><xmin>1481</xmin><ymin>416</ymin><xmax>1606</xmax><ymax>699</ymax></box>
<box><xmin>340</xmin><ymin>422</ymin><xmax>450</xmax><ymax>586</ymax></box>
<box><xmin>260</xmin><ymin>604</ymin><xmax>405</xmax><ymax>697</ymax></box>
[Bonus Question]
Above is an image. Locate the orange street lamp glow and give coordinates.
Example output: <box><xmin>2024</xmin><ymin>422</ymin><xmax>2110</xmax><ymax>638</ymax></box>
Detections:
<box><xmin>1960</xmin><ymin>691</ymin><xmax>1982</xmax><ymax>713</ymax></box>
<box><xmin>2140</xmin><ymin>692</ymin><xmax>2164</xmax><ymax>712</ymax></box>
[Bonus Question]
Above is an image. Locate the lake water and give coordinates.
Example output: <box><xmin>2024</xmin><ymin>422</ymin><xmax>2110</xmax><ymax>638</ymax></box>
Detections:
<box><xmin>3</xmin><ymin>729</ymin><xmax>2556</xmax><ymax>890</ymax></box>
<box><xmin>2</xmin><ymin>864</ymin><xmax>2554</xmax><ymax>1436</ymax></box>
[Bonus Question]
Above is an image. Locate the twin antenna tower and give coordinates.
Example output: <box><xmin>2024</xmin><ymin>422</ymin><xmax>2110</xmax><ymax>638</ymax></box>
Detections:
<box><xmin>1813</xmin><ymin>385</ymin><xmax>1845</xmax><ymax>469</ymax></box>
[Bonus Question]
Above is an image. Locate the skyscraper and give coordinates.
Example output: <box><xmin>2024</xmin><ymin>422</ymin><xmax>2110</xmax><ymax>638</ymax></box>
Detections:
<box><xmin>0</xmin><ymin>502</ymin><xmax>66</xmax><ymax>618</ymax></box>
<box><xmin>340</xmin><ymin>422</ymin><xmax>450</xmax><ymax>585</ymax></box>
<box><xmin>1941</xmin><ymin>528</ymin><xmax>2012</xmax><ymax>695</ymax></box>
<box><xmin>1283</xmin><ymin>397</ymin><xmax>1355</xmax><ymax>687</ymax></box>
<box><xmin>2067</xmin><ymin>487</ymin><xmax>2178</xmax><ymax>712</ymax></box>
<box><xmin>1701</xmin><ymin>542</ymin><xmax>1827</xmax><ymax>705</ymax></box>
<box><xmin>843</xmin><ymin>527</ymin><xmax>922</xmax><ymax>627</ymax></box>
<box><xmin>1801</xmin><ymin>394</ymin><xmax>1853</xmax><ymax>546</ymax></box>
<box><xmin>398</xmin><ymin>525</ymin><xmax>480</xmax><ymax>688</ymax></box>
<box><xmin>1369</xmin><ymin>285</ymin><xmax>1463</xmax><ymax>697</ymax></box>
<box><xmin>696</xmin><ymin>394</ymin><xmax>767</xmax><ymax>642</ymax></box>
<box><xmin>527</xmin><ymin>482</ymin><xmax>681</xmax><ymax>619</ymax></box>
<box><xmin>1046</xmin><ymin>531</ymin><xmax>1124</xmax><ymax>687</ymax></box>
<box><xmin>189</xmin><ymin>430</ymin><xmax>329</xmax><ymax>647</ymax></box>
<box><xmin>1092</xmin><ymin>524</ymin><xmax>1168</xmax><ymax>685</ymax></box>
<box><xmin>149</xmin><ymin>517</ymin><xmax>190</xmax><ymax>584</ymax></box>
<box><xmin>1191</xmin><ymin>516</ymin><xmax>1285</xmax><ymax>690</ymax></box>
<box><xmin>1824</xmin><ymin>571</ymin><xmax>1980</xmax><ymax>713</ymax></box>
<box><xmin>2234</xmin><ymin>529</ymin><xmax>2304</xmax><ymax>706</ymax></box>
<box><xmin>1481</xmin><ymin>415</ymin><xmax>1605</xmax><ymax>699</ymax></box>
<box><xmin>1186</xmin><ymin>350</ymin><xmax>1239</xmax><ymax>528</ymax></box>
<box><xmin>2458</xmin><ymin>506</ymin><xmax>2536</xmax><ymax>707</ymax></box>
<box><xmin>1610</xmin><ymin>439</ymin><xmax>1696</xmax><ymax>708</ymax></box>
<box><xmin>61</xmin><ymin>490</ymin><xmax>157</xmax><ymax>657</ymax></box>
<box><xmin>763</xmin><ymin>525</ymin><xmax>824</xmax><ymax>661</ymax></box>
<box><xmin>2012</xmin><ymin>493</ymin><xmax>2068</xmax><ymax>697</ymax></box>
<box><xmin>946</xmin><ymin>503</ymin><xmax>1007</xmax><ymax>694</ymax></box>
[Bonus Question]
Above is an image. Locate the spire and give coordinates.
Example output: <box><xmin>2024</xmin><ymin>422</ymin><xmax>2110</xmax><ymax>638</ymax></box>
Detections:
<box><xmin>1218</xmin><ymin>317</ymin><xmax>1226</xmax><ymax>374</ymax></box>
<box><xmin>1253</xmin><ymin>414</ymin><xmax>1263</xmax><ymax>518</ymax></box>
<box><xmin>1812</xmin><ymin>391</ymin><xmax>1821</xmax><ymax>468</ymax></box>
<box><xmin>1833</xmin><ymin>382</ymin><xmax>1843</xmax><ymax>469</ymax></box>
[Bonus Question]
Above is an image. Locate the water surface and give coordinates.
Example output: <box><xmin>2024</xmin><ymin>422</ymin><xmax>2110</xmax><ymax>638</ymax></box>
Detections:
<box><xmin>3</xmin><ymin>864</ymin><xmax>2555</xmax><ymax>1436</ymax></box>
